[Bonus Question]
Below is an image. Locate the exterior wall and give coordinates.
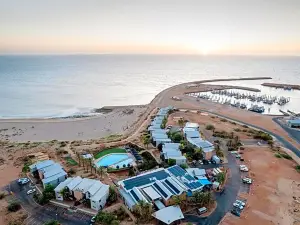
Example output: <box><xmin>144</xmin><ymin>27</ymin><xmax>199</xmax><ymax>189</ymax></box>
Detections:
<box><xmin>43</xmin><ymin>175</ymin><xmax>66</xmax><ymax>189</ymax></box>
<box><xmin>38</xmin><ymin>170</ymin><xmax>44</xmax><ymax>179</ymax></box>
<box><xmin>90</xmin><ymin>189</ymin><xmax>109</xmax><ymax>211</ymax></box>
<box><xmin>74</xmin><ymin>190</ymin><xmax>84</xmax><ymax>201</ymax></box>
<box><xmin>203</xmin><ymin>150</ymin><xmax>215</xmax><ymax>160</ymax></box>
<box><xmin>175</xmin><ymin>158</ymin><xmax>186</xmax><ymax>165</ymax></box>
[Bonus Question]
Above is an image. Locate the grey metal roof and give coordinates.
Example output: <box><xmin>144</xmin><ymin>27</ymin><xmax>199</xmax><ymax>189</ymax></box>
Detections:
<box><xmin>54</xmin><ymin>177</ymin><xmax>74</xmax><ymax>192</ymax></box>
<box><xmin>42</xmin><ymin>171</ymin><xmax>67</xmax><ymax>184</ymax></box>
<box><xmin>43</xmin><ymin>167</ymin><xmax>65</xmax><ymax>179</ymax></box>
<box><xmin>66</xmin><ymin>176</ymin><xmax>83</xmax><ymax>190</ymax></box>
<box><xmin>90</xmin><ymin>184</ymin><xmax>109</xmax><ymax>201</ymax></box>
<box><xmin>73</xmin><ymin>178</ymin><xmax>96</xmax><ymax>193</ymax></box>
<box><xmin>152</xmin><ymin>206</ymin><xmax>184</xmax><ymax>225</ymax></box>
<box><xmin>35</xmin><ymin>160</ymin><xmax>55</xmax><ymax>170</ymax></box>
<box><xmin>143</xmin><ymin>186</ymin><xmax>161</xmax><ymax>200</ymax></box>
<box><xmin>41</xmin><ymin>163</ymin><xmax>63</xmax><ymax>174</ymax></box>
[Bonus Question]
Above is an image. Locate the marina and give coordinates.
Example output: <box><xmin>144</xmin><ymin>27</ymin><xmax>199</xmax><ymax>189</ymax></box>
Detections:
<box><xmin>187</xmin><ymin>87</ymin><xmax>299</xmax><ymax>115</ymax></box>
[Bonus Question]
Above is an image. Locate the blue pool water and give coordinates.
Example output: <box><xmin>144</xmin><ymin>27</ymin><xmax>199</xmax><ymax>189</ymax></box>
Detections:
<box><xmin>96</xmin><ymin>153</ymin><xmax>133</xmax><ymax>167</ymax></box>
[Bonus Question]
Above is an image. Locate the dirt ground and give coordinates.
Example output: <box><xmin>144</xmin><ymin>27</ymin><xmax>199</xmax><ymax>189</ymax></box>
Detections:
<box><xmin>220</xmin><ymin>146</ymin><xmax>300</xmax><ymax>225</ymax></box>
<box><xmin>168</xmin><ymin>111</ymin><xmax>255</xmax><ymax>140</ymax></box>
<box><xmin>0</xmin><ymin>197</ymin><xmax>28</xmax><ymax>225</ymax></box>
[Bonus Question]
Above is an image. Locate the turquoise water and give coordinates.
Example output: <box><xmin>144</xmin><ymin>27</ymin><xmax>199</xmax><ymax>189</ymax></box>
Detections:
<box><xmin>96</xmin><ymin>153</ymin><xmax>132</xmax><ymax>167</ymax></box>
<box><xmin>113</xmin><ymin>158</ymin><xmax>134</xmax><ymax>168</ymax></box>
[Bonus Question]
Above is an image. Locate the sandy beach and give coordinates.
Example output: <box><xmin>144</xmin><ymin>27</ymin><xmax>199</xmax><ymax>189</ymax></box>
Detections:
<box><xmin>0</xmin><ymin>105</ymin><xmax>146</xmax><ymax>142</ymax></box>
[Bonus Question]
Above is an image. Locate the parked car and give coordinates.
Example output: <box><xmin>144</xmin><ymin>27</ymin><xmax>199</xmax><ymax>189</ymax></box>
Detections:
<box><xmin>240</xmin><ymin>157</ymin><xmax>245</xmax><ymax>161</ymax></box>
<box><xmin>242</xmin><ymin>178</ymin><xmax>252</xmax><ymax>184</ymax></box>
<box><xmin>27</xmin><ymin>189</ymin><xmax>36</xmax><ymax>195</ymax></box>
<box><xmin>233</xmin><ymin>202</ymin><xmax>244</xmax><ymax>210</ymax></box>
<box><xmin>18</xmin><ymin>178</ymin><xmax>30</xmax><ymax>185</ymax></box>
<box><xmin>235</xmin><ymin>200</ymin><xmax>246</xmax><ymax>207</ymax></box>
<box><xmin>231</xmin><ymin>209</ymin><xmax>241</xmax><ymax>217</ymax></box>
<box><xmin>198</xmin><ymin>207</ymin><xmax>207</xmax><ymax>215</ymax></box>
<box><xmin>202</xmin><ymin>159</ymin><xmax>209</xmax><ymax>165</ymax></box>
<box><xmin>239</xmin><ymin>165</ymin><xmax>249</xmax><ymax>172</ymax></box>
<box><xmin>90</xmin><ymin>216</ymin><xmax>96</xmax><ymax>223</ymax></box>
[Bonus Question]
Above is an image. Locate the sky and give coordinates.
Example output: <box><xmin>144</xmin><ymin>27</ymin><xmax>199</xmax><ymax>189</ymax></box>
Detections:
<box><xmin>1</xmin><ymin>0</ymin><xmax>300</xmax><ymax>55</ymax></box>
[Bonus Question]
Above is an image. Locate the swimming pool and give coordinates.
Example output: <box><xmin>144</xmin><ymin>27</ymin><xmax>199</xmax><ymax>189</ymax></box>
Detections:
<box><xmin>95</xmin><ymin>153</ymin><xmax>134</xmax><ymax>168</ymax></box>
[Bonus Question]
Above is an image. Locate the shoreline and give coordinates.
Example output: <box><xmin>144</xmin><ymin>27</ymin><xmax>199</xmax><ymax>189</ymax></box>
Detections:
<box><xmin>0</xmin><ymin>77</ymin><xmax>270</xmax><ymax>122</ymax></box>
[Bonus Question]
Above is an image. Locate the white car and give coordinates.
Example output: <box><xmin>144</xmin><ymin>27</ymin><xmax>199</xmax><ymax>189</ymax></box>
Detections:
<box><xmin>242</xmin><ymin>178</ymin><xmax>252</xmax><ymax>184</ymax></box>
<box><xmin>240</xmin><ymin>167</ymin><xmax>249</xmax><ymax>172</ymax></box>
<box><xmin>18</xmin><ymin>178</ymin><xmax>30</xmax><ymax>184</ymax></box>
<box><xmin>27</xmin><ymin>189</ymin><xmax>36</xmax><ymax>195</ymax></box>
<box><xmin>235</xmin><ymin>200</ymin><xmax>246</xmax><ymax>207</ymax></box>
<box><xmin>233</xmin><ymin>202</ymin><xmax>244</xmax><ymax>210</ymax></box>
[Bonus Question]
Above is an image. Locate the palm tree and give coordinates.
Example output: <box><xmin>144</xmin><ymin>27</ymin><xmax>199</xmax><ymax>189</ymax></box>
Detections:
<box><xmin>216</xmin><ymin>172</ymin><xmax>226</xmax><ymax>185</ymax></box>
<box><xmin>172</xmin><ymin>195</ymin><xmax>182</xmax><ymax>206</ymax></box>
<box><xmin>142</xmin><ymin>135</ymin><xmax>150</xmax><ymax>149</ymax></box>
<box><xmin>76</xmin><ymin>152</ymin><xmax>81</xmax><ymax>166</ymax></box>
<box><xmin>88</xmin><ymin>158</ymin><xmax>93</xmax><ymax>174</ymax></box>
<box><xmin>97</xmin><ymin>166</ymin><xmax>104</xmax><ymax>179</ymax></box>
<box><xmin>178</xmin><ymin>118</ymin><xmax>185</xmax><ymax>128</ymax></box>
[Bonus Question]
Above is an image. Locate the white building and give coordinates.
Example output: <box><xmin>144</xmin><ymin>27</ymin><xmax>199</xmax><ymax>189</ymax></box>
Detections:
<box><xmin>54</xmin><ymin>176</ymin><xmax>109</xmax><ymax>211</ymax></box>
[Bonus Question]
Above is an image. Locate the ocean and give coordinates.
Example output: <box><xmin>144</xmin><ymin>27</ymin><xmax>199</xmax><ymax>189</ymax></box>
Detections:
<box><xmin>0</xmin><ymin>55</ymin><xmax>299</xmax><ymax>118</ymax></box>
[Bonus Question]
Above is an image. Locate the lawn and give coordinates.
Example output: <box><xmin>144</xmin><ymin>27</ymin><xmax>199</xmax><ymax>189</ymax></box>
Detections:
<box><xmin>66</xmin><ymin>157</ymin><xmax>78</xmax><ymax>166</ymax></box>
<box><xmin>94</xmin><ymin>148</ymin><xmax>127</xmax><ymax>159</ymax></box>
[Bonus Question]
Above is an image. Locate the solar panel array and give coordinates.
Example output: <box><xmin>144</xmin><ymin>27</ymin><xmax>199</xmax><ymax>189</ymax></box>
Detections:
<box><xmin>184</xmin><ymin>181</ymin><xmax>202</xmax><ymax>190</ymax></box>
<box><xmin>184</xmin><ymin>174</ymin><xmax>195</xmax><ymax>181</ymax></box>
<box><xmin>123</xmin><ymin>170</ymin><xmax>170</xmax><ymax>190</ymax></box>
<box><xmin>165</xmin><ymin>179</ymin><xmax>180</xmax><ymax>194</ymax></box>
<box><xmin>153</xmin><ymin>183</ymin><xmax>168</xmax><ymax>198</ymax></box>
<box><xmin>162</xmin><ymin>181</ymin><xmax>176</xmax><ymax>195</ymax></box>
<box><xmin>167</xmin><ymin>165</ymin><xmax>186</xmax><ymax>177</ymax></box>
<box><xmin>130</xmin><ymin>190</ymin><xmax>141</xmax><ymax>202</ymax></box>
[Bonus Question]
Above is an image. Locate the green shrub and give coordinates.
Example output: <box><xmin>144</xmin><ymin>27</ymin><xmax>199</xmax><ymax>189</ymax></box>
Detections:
<box><xmin>280</xmin><ymin>153</ymin><xmax>292</xmax><ymax>160</ymax></box>
<box><xmin>0</xmin><ymin>192</ymin><xmax>5</xmax><ymax>199</ymax></box>
<box><xmin>170</xmin><ymin>132</ymin><xmax>184</xmax><ymax>143</ymax></box>
<box><xmin>168</xmin><ymin>159</ymin><xmax>176</xmax><ymax>166</ymax></box>
<box><xmin>7</xmin><ymin>201</ymin><xmax>21</xmax><ymax>212</ymax></box>
<box><xmin>220</xmin><ymin>119</ymin><xmax>227</xmax><ymax>122</ymax></box>
<box><xmin>274</xmin><ymin>153</ymin><xmax>282</xmax><ymax>158</ymax></box>
<box><xmin>234</xmin><ymin>128</ymin><xmax>241</xmax><ymax>132</ymax></box>
<box><xmin>242</xmin><ymin>125</ymin><xmax>249</xmax><ymax>128</ymax></box>
<box><xmin>43</xmin><ymin>221</ymin><xmax>59</xmax><ymax>225</ymax></box>
<box><xmin>160</xmin><ymin>117</ymin><xmax>167</xmax><ymax>129</ymax></box>
<box><xmin>206</xmin><ymin>124</ymin><xmax>215</xmax><ymax>130</ymax></box>
<box><xmin>296</xmin><ymin>165</ymin><xmax>300</xmax><ymax>173</ymax></box>
<box><xmin>180</xmin><ymin>164</ymin><xmax>188</xmax><ymax>169</ymax></box>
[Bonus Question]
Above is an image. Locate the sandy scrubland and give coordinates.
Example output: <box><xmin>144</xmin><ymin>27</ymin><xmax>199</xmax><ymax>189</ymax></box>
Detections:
<box><xmin>220</xmin><ymin>146</ymin><xmax>300</xmax><ymax>225</ymax></box>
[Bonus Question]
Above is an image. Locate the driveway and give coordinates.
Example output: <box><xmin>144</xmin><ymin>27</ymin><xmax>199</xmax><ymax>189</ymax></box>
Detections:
<box><xmin>185</xmin><ymin>148</ymin><xmax>241</xmax><ymax>225</ymax></box>
<box><xmin>8</xmin><ymin>180</ymin><xmax>91</xmax><ymax>225</ymax></box>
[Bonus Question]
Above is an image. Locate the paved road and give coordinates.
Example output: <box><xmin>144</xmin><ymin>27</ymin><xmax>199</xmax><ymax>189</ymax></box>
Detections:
<box><xmin>185</xmin><ymin>151</ymin><xmax>241</xmax><ymax>225</ymax></box>
<box><xmin>8</xmin><ymin>180</ymin><xmax>91</xmax><ymax>225</ymax></box>
<box><xmin>273</xmin><ymin>117</ymin><xmax>300</xmax><ymax>145</ymax></box>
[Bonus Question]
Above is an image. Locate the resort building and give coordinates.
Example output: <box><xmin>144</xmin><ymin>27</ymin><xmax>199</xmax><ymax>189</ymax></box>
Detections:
<box><xmin>29</xmin><ymin>160</ymin><xmax>67</xmax><ymax>188</ymax></box>
<box><xmin>184</xmin><ymin>122</ymin><xmax>200</xmax><ymax>131</ymax></box>
<box><xmin>185</xmin><ymin>168</ymin><xmax>207</xmax><ymax>179</ymax></box>
<box><xmin>161</xmin><ymin>143</ymin><xmax>187</xmax><ymax>165</ymax></box>
<box><xmin>118</xmin><ymin>165</ymin><xmax>206</xmax><ymax>212</ymax></box>
<box><xmin>54</xmin><ymin>176</ymin><xmax>109</xmax><ymax>211</ymax></box>
<box><xmin>287</xmin><ymin>118</ymin><xmax>300</xmax><ymax>128</ymax></box>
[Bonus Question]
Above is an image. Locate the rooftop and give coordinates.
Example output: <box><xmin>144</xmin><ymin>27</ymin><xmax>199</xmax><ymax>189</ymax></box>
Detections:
<box><xmin>163</xmin><ymin>143</ymin><xmax>180</xmax><ymax>149</ymax></box>
<box><xmin>54</xmin><ymin>177</ymin><xmax>74</xmax><ymax>192</ymax></box>
<box><xmin>86</xmin><ymin>180</ymin><xmax>104</xmax><ymax>196</ymax></box>
<box><xmin>186</xmin><ymin>168</ymin><xmax>206</xmax><ymax>177</ymax></box>
<box><xmin>184</xmin><ymin>130</ymin><xmax>200</xmax><ymax>138</ymax></box>
<box><xmin>41</xmin><ymin>163</ymin><xmax>63</xmax><ymax>174</ymax></box>
<box><xmin>42</xmin><ymin>171</ymin><xmax>67</xmax><ymax>184</ymax></box>
<box><xmin>66</xmin><ymin>176</ymin><xmax>83</xmax><ymax>190</ymax></box>
<box><xmin>185</xmin><ymin>122</ymin><xmax>199</xmax><ymax>128</ymax></box>
<box><xmin>90</xmin><ymin>184</ymin><xmax>109</xmax><ymax>201</ymax></box>
<box><xmin>43</xmin><ymin>167</ymin><xmax>65</xmax><ymax>179</ymax></box>
<box><xmin>288</xmin><ymin>119</ymin><xmax>300</xmax><ymax>124</ymax></box>
<box><xmin>73</xmin><ymin>178</ymin><xmax>96</xmax><ymax>193</ymax></box>
<box><xmin>152</xmin><ymin>206</ymin><xmax>184</xmax><ymax>225</ymax></box>
<box><xmin>143</xmin><ymin>186</ymin><xmax>161</xmax><ymax>200</ymax></box>
<box><xmin>29</xmin><ymin>160</ymin><xmax>54</xmax><ymax>170</ymax></box>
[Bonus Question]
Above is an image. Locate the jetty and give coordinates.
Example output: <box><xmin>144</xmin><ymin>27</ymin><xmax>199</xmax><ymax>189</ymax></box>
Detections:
<box><xmin>262</xmin><ymin>83</ymin><xmax>300</xmax><ymax>91</ymax></box>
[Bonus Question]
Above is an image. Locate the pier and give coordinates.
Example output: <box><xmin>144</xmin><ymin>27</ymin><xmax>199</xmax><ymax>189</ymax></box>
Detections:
<box><xmin>262</xmin><ymin>83</ymin><xmax>300</xmax><ymax>90</ymax></box>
